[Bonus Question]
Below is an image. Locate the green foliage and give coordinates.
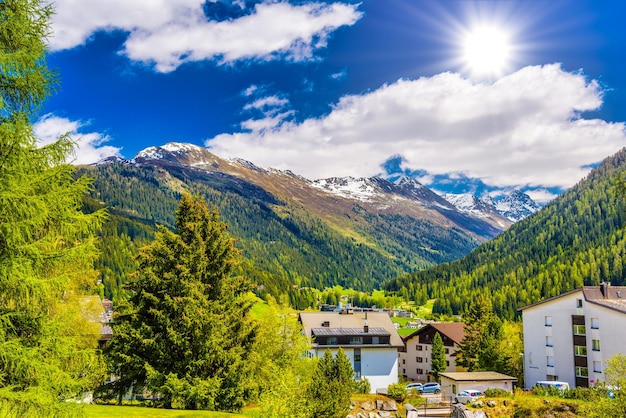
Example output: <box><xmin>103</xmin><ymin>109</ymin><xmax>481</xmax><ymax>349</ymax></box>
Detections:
<box><xmin>104</xmin><ymin>194</ymin><xmax>256</xmax><ymax>411</ymax></box>
<box><xmin>384</xmin><ymin>149</ymin><xmax>626</xmax><ymax>319</ymax></box>
<box><xmin>458</xmin><ymin>295</ymin><xmax>505</xmax><ymax>372</ymax></box>
<box><xmin>386</xmin><ymin>382</ymin><xmax>407</xmax><ymax>401</ymax></box>
<box><xmin>582</xmin><ymin>353</ymin><xmax>626</xmax><ymax>417</ymax></box>
<box><xmin>0</xmin><ymin>0</ymin><xmax>106</xmax><ymax>415</ymax></box>
<box><xmin>430</xmin><ymin>332</ymin><xmax>447</xmax><ymax>380</ymax></box>
<box><xmin>483</xmin><ymin>388</ymin><xmax>512</xmax><ymax>398</ymax></box>
<box><xmin>249</xmin><ymin>296</ymin><xmax>314</xmax><ymax>418</ymax></box>
<box><xmin>354</xmin><ymin>377</ymin><xmax>371</xmax><ymax>394</ymax></box>
<box><xmin>307</xmin><ymin>349</ymin><xmax>354</xmax><ymax>418</ymax></box>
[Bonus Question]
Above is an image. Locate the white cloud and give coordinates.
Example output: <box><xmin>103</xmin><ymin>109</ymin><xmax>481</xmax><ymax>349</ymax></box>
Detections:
<box><xmin>33</xmin><ymin>115</ymin><xmax>122</xmax><ymax>165</ymax></box>
<box><xmin>206</xmin><ymin>64</ymin><xmax>626</xmax><ymax>190</ymax></box>
<box><xmin>48</xmin><ymin>0</ymin><xmax>363</xmax><ymax>72</ymax></box>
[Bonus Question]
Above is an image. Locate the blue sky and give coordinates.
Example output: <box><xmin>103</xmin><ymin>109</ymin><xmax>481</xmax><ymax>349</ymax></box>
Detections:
<box><xmin>35</xmin><ymin>0</ymin><xmax>626</xmax><ymax>203</ymax></box>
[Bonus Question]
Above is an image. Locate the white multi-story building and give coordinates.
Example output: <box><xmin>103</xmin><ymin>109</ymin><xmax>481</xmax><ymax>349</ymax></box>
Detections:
<box><xmin>398</xmin><ymin>322</ymin><xmax>465</xmax><ymax>382</ymax></box>
<box><xmin>299</xmin><ymin>310</ymin><xmax>403</xmax><ymax>393</ymax></box>
<box><xmin>520</xmin><ymin>283</ymin><xmax>626</xmax><ymax>388</ymax></box>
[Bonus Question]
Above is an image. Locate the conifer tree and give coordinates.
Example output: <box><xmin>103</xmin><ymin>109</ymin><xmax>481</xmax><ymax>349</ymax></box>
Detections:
<box><xmin>431</xmin><ymin>332</ymin><xmax>447</xmax><ymax>381</ymax></box>
<box><xmin>104</xmin><ymin>193</ymin><xmax>256</xmax><ymax>411</ymax></box>
<box><xmin>458</xmin><ymin>295</ymin><xmax>504</xmax><ymax>372</ymax></box>
<box><xmin>307</xmin><ymin>348</ymin><xmax>354</xmax><ymax>418</ymax></box>
<box><xmin>0</xmin><ymin>0</ymin><xmax>107</xmax><ymax>415</ymax></box>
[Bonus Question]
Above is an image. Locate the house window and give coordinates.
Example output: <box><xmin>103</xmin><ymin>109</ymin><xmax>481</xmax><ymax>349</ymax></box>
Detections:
<box><xmin>574</xmin><ymin>345</ymin><xmax>587</xmax><ymax>356</ymax></box>
<box><xmin>576</xmin><ymin>367</ymin><xmax>588</xmax><ymax>378</ymax></box>
<box><xmin>591</xmin><ymin>318</ymin><xmax>599</xmax><ymax>329</ymax></box>
<box><xmin>546</xmin><ymin>336</ymin><xmax>553</xmax><ymax>347</ymax></box>
<box><xmin>417</xmin><ymin>345</ymin><xmax>423</xmax><ymax>351</ymax></box>
<box><xmin>355</xmin><ymin>354</ymin><xmax>361</xmax><ymax>362</ymax></box>
<box><xmin>545</xmin><ymin>316</ymin><xmax>552</xmax><ymax>326</ymax></box>
<box><xmin>445</xmin><ymin>348</ymin><xmax>449</xmax><ymax>354</ymax></box>
<box><xmin>403</xmin><ymin>368</ymin><xmax>406</xmax><ymax>374</ymax></box>
<box><xmin>327</xmin><ymin>337</ymin><xmax>338</xmax><ymax>345</ymax></box>
<box><xmin>547</xmin><ymin>356</ymin><xmax>554</xmax><ymax>367</ymax></box>
<box><xmin>576</xmin><ymin>299</ymin><xmax>583</xmax><ymax>308</ymax></box>
<box><xmin>592</xmin><ymin>339</ymin><xmax>600</xmax><ymax>351</ymax></box>
<box><xmin>350</xmin><ymin>336</ymin><xmax>363</xmax><ymax>345</ymax></box>
<box><xmin>402</xmin><ymin>359</ymin><xmax>405</xmax><ymax>364</ymax></box>
<box><xmin>446</xmin><ymin>361</ymin><xmax>449</xmax><ymax>366</ymax></box>
<box><xmin>573</xmin><ymin>325</ymin><xmax>586</xmax><ymax>336</ymax></box>
<box><xmin>417</xmin><ymin>357</ymin><xmax>423</xmax><ymax>363</ymax></box>
<box><xmin>594</xmin><ymin>361</ymin><xmax>602</xmax><ymax>373</ymax></box>
<box><xmin>417</xmin><ymin>368</ymin><xmax>423</xmax><ymax>374</ymax></box>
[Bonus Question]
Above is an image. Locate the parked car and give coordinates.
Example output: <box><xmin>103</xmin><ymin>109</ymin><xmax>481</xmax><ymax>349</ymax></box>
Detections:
<box><xmin>406</xmin><ymin>382</ymin><xmax>423</xmax><ymax>393</ymax></box>
<box><xmin>454</xmin><ymin>390</ymin><xmax>483</xmax><ymax>404</ymax></box>
<box><xmin>420</xmin><ymin>382</ymin><xmax>441</xmax><ymax>394</ymax></box>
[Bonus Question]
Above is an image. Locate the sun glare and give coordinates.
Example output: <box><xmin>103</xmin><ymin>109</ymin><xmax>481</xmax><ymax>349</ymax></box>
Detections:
<box><xmin>463</xmin><ymin>26</ymin><xmax>511</xmax><ymax>78</ymax></box>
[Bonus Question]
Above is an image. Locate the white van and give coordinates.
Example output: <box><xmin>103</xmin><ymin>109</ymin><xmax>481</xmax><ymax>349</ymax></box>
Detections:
<box><xmin>535</xmin><ymin>381</ymin><xmax>570</xmax><ymax>391</ymax></box>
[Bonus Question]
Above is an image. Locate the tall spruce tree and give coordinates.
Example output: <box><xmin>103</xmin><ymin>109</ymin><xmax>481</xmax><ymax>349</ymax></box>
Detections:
<box><xmin>0</xmin><ymin>0</ymin><xmax>107</xmax><ymax>415</ymax></box>
<box><xmin>431</xmin><ymin>332</ymin><xmax>447</xmax><ymax>381</ymax></box>
<box><xmin>104</xmin><ymin>193</ymin><xmax>256</xmax><ymax>411</ymax></box>
<box><xmin>458</xmin><ymin>295</ymin><xmax>504</xmax><ymax>371</ymax></box>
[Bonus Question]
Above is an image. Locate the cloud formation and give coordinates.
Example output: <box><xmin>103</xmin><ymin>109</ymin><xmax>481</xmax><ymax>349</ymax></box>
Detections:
<box><xmin>206</xmin><ymin>64</ymin><xmax>626</xmax><ymax>195</ymax></box>
<box><xmin>49</xmin><ymin>0</ymin><xmax>363</xmax><ymax>72</ymax></box>
<box><xmin>34</xmin><ymin>115</ymin><xmax>122</xmax><ymax>165</ymax></box>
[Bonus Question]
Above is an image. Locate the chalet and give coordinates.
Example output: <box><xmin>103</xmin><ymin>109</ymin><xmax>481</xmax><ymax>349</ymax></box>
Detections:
<box><xmin>299</xmin><ymin>310</ymin><xmax>403</xmax><ymax>393</ymax></box>
<box><xmin>520</xmin><ymin>283</ymin><xmax>626</xmax><ymax>388</ymax></box>
<box><xmin>399</xmin><ymin>322</ymin><xmax>466</xmax><ymax>382</ymax></box>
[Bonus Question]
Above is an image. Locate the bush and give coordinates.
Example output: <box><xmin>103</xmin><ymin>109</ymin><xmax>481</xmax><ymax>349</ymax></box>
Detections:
<box><xmin>387</xmin><ymin>382</ymin><xmax>407</xmax><ymax>400</ymax></box>
<box><xmin>354</xmin><ymin>378</ymin><xmax>371</xmax><ymax>394</ymax></box>
<box><xmin>484</xmin><ymin>388</ymin><xmax>513</xmax><ymax>398</ymax></box>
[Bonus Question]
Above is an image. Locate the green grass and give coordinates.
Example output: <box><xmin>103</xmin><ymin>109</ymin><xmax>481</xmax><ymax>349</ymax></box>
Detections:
<box><xmin>83</xmin><ymin>404</ymin><xmax>250</xmax><ymax>417</ymax></box>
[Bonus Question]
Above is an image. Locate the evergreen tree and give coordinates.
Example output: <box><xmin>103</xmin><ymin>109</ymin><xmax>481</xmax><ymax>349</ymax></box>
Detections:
<box><xmin>307</xmin><ymin>349</ymin><xmax>354</xmax><ymax>418</ymax></box>
<box><xmin>431</xmin><ymin>332</ymin><xmax>447</xmax><ymax>381</ymax></box>
<box><xmin>0</xmin><ymin>0</ymin><xmax>107</xmax><ymax>416</ymax></box>
<box><xmin>104</xmin><ymin>193</ymin><xmax>256</xmax><ymax>411</ymax></box>
<box><xmin>458</xmin><ymin>295</ymin><xmax>504</xmax><ymax>371</ymax></box>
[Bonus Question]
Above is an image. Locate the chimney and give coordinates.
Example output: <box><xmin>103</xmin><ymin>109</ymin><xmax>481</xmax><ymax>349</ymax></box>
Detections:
<box><xmin>363</xmin><ymin>320</ymin><xmax>369</xmax><ymax>333</ymax></box>
<box><xmin>601</xmin><ymin>282</ymin><xmax>610</xmax><ymax>298</ymax></box>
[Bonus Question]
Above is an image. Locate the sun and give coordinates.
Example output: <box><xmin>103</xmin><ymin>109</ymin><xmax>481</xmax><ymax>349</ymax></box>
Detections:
<box><xmin>462</xmin><ymin>26</ymin><xmax>512</xmax><ymax>78</ymax></box>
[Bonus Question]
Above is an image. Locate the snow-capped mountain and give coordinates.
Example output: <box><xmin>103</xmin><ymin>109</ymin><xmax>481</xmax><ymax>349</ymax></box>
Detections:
<box><xmin>440</xmin><ymin>190</ymin><xmax>540</xmax><ymax>222</ymax></box>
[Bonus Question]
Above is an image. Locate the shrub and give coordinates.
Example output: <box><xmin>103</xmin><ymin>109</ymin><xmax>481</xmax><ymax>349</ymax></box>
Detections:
<box><xmin>387</xmin><ymin>382</ymin><xmax>407</xmax><ymax>400</ymax></box>
<box><xmin>354</xmin><ymin>378</ymin><xmax>371</xmax><ymax>394</ymax></box>
<box><xmin>484</xmin><ymin>388</ymin><xmax>512</xmax><ymax>398</ymax></box>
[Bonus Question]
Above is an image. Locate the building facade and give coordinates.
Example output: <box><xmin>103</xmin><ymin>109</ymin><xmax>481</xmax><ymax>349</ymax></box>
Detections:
<box><xmin>299</xmin><ymin>310</ymin><xmax>404</xmax><ymax>393</ymax></box>
<box><xmin>398</xmin><ymin>322</ymin><xmax>466</xmax><ymax>382</ymax></box>
<box><xmin>520</xmin><ymin>283</ymin><xmax>626</xmax><ymax>388</ymax></box>
<box><xmin>440</xmin><ymin>372</ymin><xmax>517</xmax><ymax>398</ymax></box>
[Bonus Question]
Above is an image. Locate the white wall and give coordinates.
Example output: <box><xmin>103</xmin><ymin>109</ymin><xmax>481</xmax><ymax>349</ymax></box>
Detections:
<box><xmin>399</xmin><ymin>334</ymin><xmax>460</xmax><ymax>382</ymax></box>
<box><xmin>312</xmin><ymin>347</ymin><xmax>398</xmax><ymax>393</ymax></box>
<box><xmin>523</xmin><ymin>291</ymin><xmax>626</xmax><ymax>388</ymax></box>
<box><xmin>523</xmin><ymin>291</ymin><xmax>581</xmax><ymax>388</ymax></box>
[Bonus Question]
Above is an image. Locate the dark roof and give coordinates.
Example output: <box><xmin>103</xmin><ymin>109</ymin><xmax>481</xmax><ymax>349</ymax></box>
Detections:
<box><xmin>519</xmin><ymin>284</ymin><xmax>626</xmax><ymax>315</ymax></box>
<box><xmin>311</xmin><ymin>327</ymin><xmax>390</xmax><ymax>337</ymax></box>
<box><xmin>582</xmin><ymin>285</ymin><xmax>626</xmax><ymax>314</ymax></box>
<box><xmin>402</xmin><ymin>322</ymin><xmax>466</xmax><ymax>344</ymax></box>
<box><xmin>299</xmin><ymin>311</ymin><xmax>403</xmax><ymax>347</ymax></box>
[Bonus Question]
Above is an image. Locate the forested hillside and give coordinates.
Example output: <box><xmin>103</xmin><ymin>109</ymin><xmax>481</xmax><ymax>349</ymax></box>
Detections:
<box><xmin>82</xmin><ymin>160</ymin><xmax>482</xmax><ymax>301</ymax></box>
<box><xmin>384</xmin><ymin>148</ymin><xmax>626</xmax><ymax>320</ymax></box>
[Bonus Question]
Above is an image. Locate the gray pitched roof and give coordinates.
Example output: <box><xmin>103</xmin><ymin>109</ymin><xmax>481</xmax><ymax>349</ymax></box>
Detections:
<box><xmin>299</xmin><ymin>311</ymin><xmax>403</xmax><ymax>348</ymax></box>
<box><xmin>519</xmin><ymin>284</ymin><xmax>626</xmax><ymax>315</ymax></box>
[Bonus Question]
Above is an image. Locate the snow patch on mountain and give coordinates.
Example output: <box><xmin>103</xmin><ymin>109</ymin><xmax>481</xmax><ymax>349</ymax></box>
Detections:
<box><xmin>440</xmin><ymin>190</ymin><xmax>540</xmax><ymax>222</ymax></box>
<box><xmin>312</xmin><ymin>177</ymin><xmax>385</xmax><ymax>202</ymax></box>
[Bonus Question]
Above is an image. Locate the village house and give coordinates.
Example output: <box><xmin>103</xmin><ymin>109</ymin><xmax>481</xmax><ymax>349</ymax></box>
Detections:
<box><xmin>299</xmin><ymin>310</ymin><xmax>403</xmax><ymax>393</ymax></box>
<box><xmin>520</xmin><ymin>283</ymin><xmax>626</xmax><ymax>388</ymax></box>
<box><xmin>398</xmin><ymin>322</ymin><xmax>466</xmax><ymax>382</ymax></box>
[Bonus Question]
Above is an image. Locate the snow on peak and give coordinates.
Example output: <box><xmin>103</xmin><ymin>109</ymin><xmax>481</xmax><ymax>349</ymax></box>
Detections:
<box><xmin>312</xmin><ymin>177</ymin><xmax>384</xmax><ymax>202</ymax></box>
